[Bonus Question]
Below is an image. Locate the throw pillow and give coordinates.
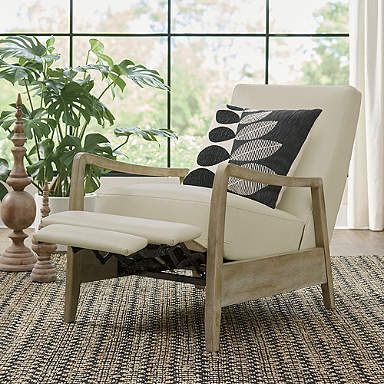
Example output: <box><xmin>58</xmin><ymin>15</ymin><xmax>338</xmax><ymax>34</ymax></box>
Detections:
<box><xmin>183</xmin><ymin>104</ymin><xmax>322</xmax><ymax>208</ymax></box>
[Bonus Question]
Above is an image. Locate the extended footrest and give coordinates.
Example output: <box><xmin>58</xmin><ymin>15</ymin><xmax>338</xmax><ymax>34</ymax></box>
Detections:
<box><xmin>41</xmin><ymin>211</ymin><xmax>202</xmax><ymax>246</ymax></box>
<box><xmin>34</xmin><ymin>224</ymin><xmax>148</xmax><ymax>256</ymax></box>
<box><xmin>34</xmin><ymin>213</ymin><xmax>206</xmax><ymax>283</ymax></box>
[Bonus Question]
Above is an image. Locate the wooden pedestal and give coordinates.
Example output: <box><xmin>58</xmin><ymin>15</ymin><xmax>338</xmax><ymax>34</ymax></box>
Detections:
<box><xmin>0</xmin><ymin>95</ymin><xmax>36</xmax><ymax>272</ymax></box>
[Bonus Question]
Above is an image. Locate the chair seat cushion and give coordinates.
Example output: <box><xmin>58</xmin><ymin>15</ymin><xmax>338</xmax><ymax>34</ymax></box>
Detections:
<box><xmin>42</xmin><ymin>212</ymin><xmax>202</xmax><ymax>246</ymax></box>
<box><xmin>95</xmin><ymin>183</ymin><xmax>306</xmax><ymax>261</ymax></box>
<box><xmin>34</xmin><ymin>224</ymin><xmax>148</xmax><ymax>256</ymax></box>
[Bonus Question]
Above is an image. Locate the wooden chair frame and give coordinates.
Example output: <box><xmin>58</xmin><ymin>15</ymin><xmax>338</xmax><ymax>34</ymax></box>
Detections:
<box><xmin>66</xmin><ymin>152</ymin><xmax>334</xmax><ymax>352</ymax></box>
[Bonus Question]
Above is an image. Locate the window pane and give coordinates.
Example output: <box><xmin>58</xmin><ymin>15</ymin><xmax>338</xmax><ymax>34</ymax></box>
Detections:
<box><xmin>74</xmin><ymin>0</ymin><xmax>167</xmax><ymax>33</ymax></box>
<box><xmin>171</xmin><ymin>37</ymin><xmax>265</xmax><ymax>168</ymax></box>
<box><xmin>0</xmin><ymin>0</ymin><xmax>69</xmax><ymax>33</ymax></box>
<box><xmin>269</xmin><ymin>37</ymin><xmax>349</xmax><ymax>85</ymax></box>
<box><xmin>172</xmin><ymin>0</ymin><xmax>265</xmax><ymax>33</ymax></box>
<box><xmin>73</xmin><ymin>37</ymin><xmax>168</xmax><ymax>167</ymax></box>
<box><xmin>270</xmin><ymin>0</ymin><xmax>349</xmax><ymax>34</ymax></box>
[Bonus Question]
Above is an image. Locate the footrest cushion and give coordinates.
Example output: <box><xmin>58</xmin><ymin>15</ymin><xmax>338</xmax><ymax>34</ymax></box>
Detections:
<box><xmin>33</xmin><ymin>224</ymin><xmax>148</xmax><ymax>256</ymax></box>
<box><xmin>42</xmin><ymin>211</ymin><xmax>202</xmax><ymax>246</ymax></box>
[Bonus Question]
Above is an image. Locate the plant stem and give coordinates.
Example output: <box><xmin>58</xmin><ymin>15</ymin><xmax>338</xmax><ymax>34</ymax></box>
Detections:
<box><xmin>24</xmin><ymin>153</ymin><xmax>33</xmax><ymax>165</ymax></box>
<box><xmin>50</xmin><ymin>176</ymin><xmax>61</xmax><ymax>197</ymax></box>
<box><xmin>30</xmin><ymin>179</ymin><xmax>43</xmax><ymax>194</ymax></box>
<box><xmin>24</xmin><ymin>82</ymin><xmax>40</xmax><ymax>161</ymax></box>
<box><xmin>33</xmin><ymin>133</ymin><xmax>41</xmax><ymax>161</ymax></box>
<box><xmin>98</xmin><ymin>81</ymin><xmax>114</xmax><ymax>100</ymax></box>
<box><xmin>112</xmin><ymin>137</ymin><xmax>129</xmax><ymax>153</ymax></box>
<box><xmin>24</xmin><ymin>81</ymin><xmax>34</xmax><ymax>111</ymax></box>
<box><xmin>57</xmin><ymin>123</ymin><xmax>64</xmax><ymax>140</ymax></box>
<box><xmin>79</xmin><ymin>121</ymin><xmax>89</xmax><ymax>141</ymax></box>
<box><xmin>84</xmin><ymin>50</ymin><xmax>90</xmax><ymax>80</ymax></box>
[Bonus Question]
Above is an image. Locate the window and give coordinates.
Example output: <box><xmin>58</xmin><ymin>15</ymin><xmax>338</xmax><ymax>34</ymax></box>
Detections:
<box><xmin>0</xmin><ymin>0</ymin><xmax>349</xmax><ymax>169</ymax></box>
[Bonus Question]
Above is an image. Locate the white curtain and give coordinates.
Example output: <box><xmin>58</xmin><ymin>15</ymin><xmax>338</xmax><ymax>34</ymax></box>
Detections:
<box><xmin>348</xmin><ymin>0</ymin><xmax>384</xmax><ymax>230</ymax></box>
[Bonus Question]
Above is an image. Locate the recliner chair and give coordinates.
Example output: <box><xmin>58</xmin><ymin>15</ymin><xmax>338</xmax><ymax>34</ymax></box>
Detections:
<box><xmin>36</xmin><ymin>84</ymin><xmax>361</xmax><ymax>351</ymax></box>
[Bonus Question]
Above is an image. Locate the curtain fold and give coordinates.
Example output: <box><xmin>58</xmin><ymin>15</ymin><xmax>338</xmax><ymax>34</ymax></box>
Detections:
<box><xmin>348</xmin><ymin>0</ymin><xmax>384</xmax><ymax>230</ymax></box>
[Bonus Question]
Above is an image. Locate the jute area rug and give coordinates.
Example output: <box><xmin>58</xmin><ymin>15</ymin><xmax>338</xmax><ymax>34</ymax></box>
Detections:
<box><xmin>0</xmin><ymin>255</ymin><xmax>383</xmax><ymax>384</ymax></box>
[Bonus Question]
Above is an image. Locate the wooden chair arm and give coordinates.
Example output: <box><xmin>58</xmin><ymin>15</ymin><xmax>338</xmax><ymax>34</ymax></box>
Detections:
<box><xmin>69</xmin><ymin>152</ymin><xmax>189</xmax><ymax>210</ymax></box>
<box><xmin>221</xmin><ymin>163</ymin><xmax>323</xmax><ymax>188</ymax></box>
<box><xmin>207</xmin><ymin>163</ymin><xmax>328</xmax><ymax>265</ymax></box>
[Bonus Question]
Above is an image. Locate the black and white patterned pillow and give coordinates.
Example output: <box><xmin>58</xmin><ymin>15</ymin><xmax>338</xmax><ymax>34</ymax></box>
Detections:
<box><xmin>183</xmin><ymin>105</ymin><xmax>322</xmax><ymax>208</ymax></box>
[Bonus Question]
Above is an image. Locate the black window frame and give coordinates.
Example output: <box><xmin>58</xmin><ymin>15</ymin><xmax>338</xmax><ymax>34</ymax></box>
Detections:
<box><xmin>0</xmin><ymin>0</ymin><xmax>349</xmax><ymax>168</ymax></box>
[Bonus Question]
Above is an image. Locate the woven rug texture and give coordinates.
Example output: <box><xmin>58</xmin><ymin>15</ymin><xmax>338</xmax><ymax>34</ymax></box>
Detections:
<box><xmin>0</xmin><ymin>255</ymin><xmax>383</xmax><ymax>384</ymax></box>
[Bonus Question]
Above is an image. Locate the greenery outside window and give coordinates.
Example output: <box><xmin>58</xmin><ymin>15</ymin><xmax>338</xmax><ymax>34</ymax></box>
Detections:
<box><xmin>0</xmin><ymin>0</ymin><xmax>349</xmax><ymax>169</ymax></box>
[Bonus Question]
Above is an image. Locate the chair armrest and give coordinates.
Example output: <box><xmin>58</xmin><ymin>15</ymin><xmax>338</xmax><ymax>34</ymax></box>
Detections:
<box><xmin>69</xmin><ymin>152</ymin><xmax>189</xmax><ymax>210</ymax></box>
<box><xmin>207</xmin><ymin>163</ymin><xmax>328</xmax><ymax>264</ymax></box>
<box><xmin>218</xmin><ymin>162</ymin><xmax>323</xmax><ymax>188</ymax></box>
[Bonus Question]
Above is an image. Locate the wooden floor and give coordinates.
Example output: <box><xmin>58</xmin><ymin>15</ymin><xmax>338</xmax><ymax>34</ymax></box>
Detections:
<box><xmin>330</xmin><ymin>229</ymin><xmax>384</xmax><ymax>256</ymax></box>
<box><xmin>0</xmin><ymin>229</ymin><xmax>383</xmax><ymax>256</ymax></box>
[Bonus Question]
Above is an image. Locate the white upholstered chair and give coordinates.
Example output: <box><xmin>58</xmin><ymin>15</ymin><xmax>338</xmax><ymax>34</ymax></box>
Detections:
<box><xmin>95</xmin><ymin>85</ymin><xmax>361</xmax><ymax>260</ymax></box>
<box><xmin>43</xmin><ymin>85</ymin><xmax>361</xmax><ymax>352</ymax></box>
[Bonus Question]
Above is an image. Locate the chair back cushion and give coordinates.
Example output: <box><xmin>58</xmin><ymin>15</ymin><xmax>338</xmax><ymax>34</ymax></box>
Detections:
<box><xmin>231</xmin><ymin>85</ymin><xmax>361</xmax><ymax>247</ymax></box>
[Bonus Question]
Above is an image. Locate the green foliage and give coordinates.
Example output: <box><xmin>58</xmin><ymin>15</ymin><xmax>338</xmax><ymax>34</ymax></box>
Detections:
<box><xmin>114</xmin><ymin>126</ymin><xmax>176</xmax><ymax>142</ymax></box>
<box><xmin>27</xmin><ymin>133</ymin><xmax>115</xmax><ymax>196</ymax></box>
<box><xmin>170</xmin><ymin>65</ymin><xmax>208</xmax><ymax>136</ymax></box>
<box><xmin>302</xmin><ymin>1</ymin><xmax>349</xmax><ymax>85</ymax></box>
<box><xmin>0</xmin><ymin>35</ymin><xmax>171</xmax><ymax>197</ymax></box>
<box><xmin>0</xmin><ymin>158</ymin><xmax>9</xmax><ymax>200</ymax></box>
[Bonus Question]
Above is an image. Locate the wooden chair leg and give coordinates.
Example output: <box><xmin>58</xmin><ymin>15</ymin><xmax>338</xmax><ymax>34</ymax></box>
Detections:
<box><xmin>321</xmin><ymin>245</ymin><xmax>335</xmax><ymax>309</ymax></box>
<box><xmin>64</xmin><ymin>247</ymin><xmax>81</xmax><ymax>323</ymax></box>
<box><xmin>205</xmin><ymin>276</ymin><xmax>222</xmax><ymax>352</ymax></box>
<box><xmin>311</xmin><ymin>185</ymin><xmax>336</xmax><ymax>310</ymax></box>
<box><xmin>321</xmin><ymin>282</ymin><xmax>335</xmax><ymax>309</ymax></box>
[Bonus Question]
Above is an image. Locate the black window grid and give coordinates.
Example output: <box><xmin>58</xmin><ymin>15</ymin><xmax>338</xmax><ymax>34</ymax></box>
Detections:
<box><xmin>0</xmin><ymin>0</ymin><xmax>349</xmax><ymax>167</ymax></box>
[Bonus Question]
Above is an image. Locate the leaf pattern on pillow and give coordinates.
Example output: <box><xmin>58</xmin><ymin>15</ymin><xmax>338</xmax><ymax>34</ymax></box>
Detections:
<box><xmin>228</xmin><ymin>163</ymin><xmax>276</xmax><ymax>195</ymax></box>
<box><xmin>230</xmin><ymin>140</ymin><xmax>282</xmax><ymax>161</ymax></box>
<box><xmin>239</xmin><ymin>111</ymin><xmax>272</xmax><ymax>124</ymax></box>
<box><xmin>236</xmin><ymin>120</ymin><xmax>278</xmax><ymax>140</ymax></box>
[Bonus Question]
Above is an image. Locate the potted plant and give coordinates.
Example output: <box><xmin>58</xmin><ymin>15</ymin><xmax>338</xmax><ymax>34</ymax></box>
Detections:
<box><xmin>0</xmin><ymin>35</ymin><xmax>175</xmax><ymax>219</ymax></box>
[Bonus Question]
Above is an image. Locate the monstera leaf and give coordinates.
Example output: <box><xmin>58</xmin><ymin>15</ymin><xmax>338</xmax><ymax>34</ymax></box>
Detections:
<box><xmin>89</xmin><ymin>38</ymin><xmax>114</xmax><ymax>67</ymax></box>
<box><xmin>0</xmin><ymin>105</ymin><xmax>55</xmax><ymax>140</ymax></box>
<box><xmin>24</xmin><ymin>108</ymin><xmax>56</xmax><ymax>140</ymax></box>
<box><xmin>0</xmin><ymin>59</ymin><xmax>39</xmax><ymax>85</ymax></box>
<box><xmin>0</xmin><ymin>35</ymin><xmax>46</xmax><ymax>62</ymax></box>
<box><xmin>0</xmin><ymin>35</ymin><xmax>59</xmax><ymax>64</ymax></box>
<box><xmin>117</xmin><ymin>61</ymin><xmax>168</xmax><ymax>90</ymax></box>
<box><xmin>74</xmin><ymin>63</ymin><xmax>110</xmax><ymax>77</ymax></box>
<box><xmin>114</xmin><ymin>126</ymin><xmax>177</xmax><ymax>143</ymax></box>
<box><xmin>44</xmin><ymin>79</ymin><xmax>114</xmax><ymax>128</ymax></box>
